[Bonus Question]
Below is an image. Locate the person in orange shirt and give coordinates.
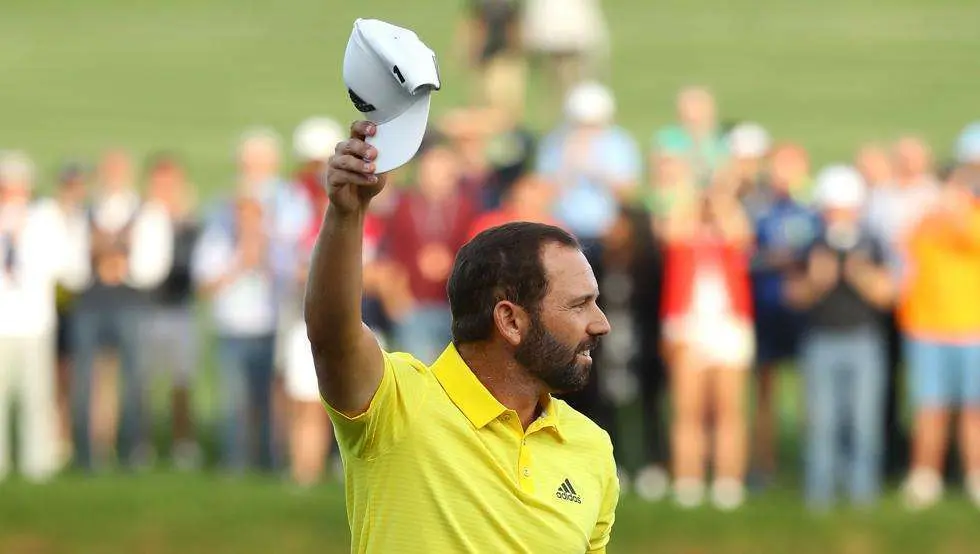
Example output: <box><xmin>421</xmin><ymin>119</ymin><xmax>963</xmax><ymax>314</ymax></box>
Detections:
<box><xmin>467</xmin><ymin>173</ymin><xmax>559</xmax><ymax>240</ymax></box>
<box><xmin>898</xmin><ymin>169</ymin><xmax>980</xmax><ymax>509</ymax></box>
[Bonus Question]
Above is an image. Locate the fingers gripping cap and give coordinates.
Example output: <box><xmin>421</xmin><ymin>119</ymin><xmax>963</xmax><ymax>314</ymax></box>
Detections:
<box><xmin>343</xmin><ymin>19</ymin><xmax>442</xmax><ymax>173</ymax></box>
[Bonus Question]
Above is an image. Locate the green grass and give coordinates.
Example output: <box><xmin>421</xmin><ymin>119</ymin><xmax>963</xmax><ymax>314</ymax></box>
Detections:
<box><xmin>2</xmin><ymin>472</ymin><xmax>979</xmax><ymax>554</ymax></box>
<box><xmin>3</xmin><ymin>0</ymin><xmax>980</xmax><ymax>551</ymax></box>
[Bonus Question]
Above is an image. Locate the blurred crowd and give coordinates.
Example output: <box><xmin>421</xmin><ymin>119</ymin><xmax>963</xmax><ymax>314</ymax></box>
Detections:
<box><xmin>3</xmin><ymin>0</ymin><xmax>980</xmax><ymax>518</ymax></box>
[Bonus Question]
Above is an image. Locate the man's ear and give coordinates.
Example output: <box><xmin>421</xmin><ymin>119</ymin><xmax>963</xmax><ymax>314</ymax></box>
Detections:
<box><xmin>493</xmin><ymin>301</ymin><xmax>530</xmax><ymax>347</ymax></box>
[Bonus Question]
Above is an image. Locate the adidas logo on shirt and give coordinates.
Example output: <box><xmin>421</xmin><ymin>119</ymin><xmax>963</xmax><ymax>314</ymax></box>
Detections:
<box><xmin>555</xmin><ymin>478</ymin><xmax>582</xmax><ymax>504</ymax></box>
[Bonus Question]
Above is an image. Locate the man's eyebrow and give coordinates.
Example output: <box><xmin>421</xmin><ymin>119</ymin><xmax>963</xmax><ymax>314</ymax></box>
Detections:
<box><xmin>568</xmin><ymin>292</ymin><xmax>599</xmax><ymax>305</ymax></box>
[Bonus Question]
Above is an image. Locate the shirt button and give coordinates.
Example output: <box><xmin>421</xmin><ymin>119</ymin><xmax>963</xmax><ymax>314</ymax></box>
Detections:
<box><xmin>522</xmin><ymin>468</ymin><xmax>530</xmax><ymax>478</ymax></box>
<box><xmin>502</xmin><ymin>414</ymin><xmax>511</xmax><ymax>422</ymax></box>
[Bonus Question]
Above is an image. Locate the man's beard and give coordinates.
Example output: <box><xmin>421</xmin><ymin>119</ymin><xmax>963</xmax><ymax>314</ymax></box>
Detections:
<box><xmin>514</xmin><ymin>314</ymin><xmax>598</xmax><ymax>394</ymax></box>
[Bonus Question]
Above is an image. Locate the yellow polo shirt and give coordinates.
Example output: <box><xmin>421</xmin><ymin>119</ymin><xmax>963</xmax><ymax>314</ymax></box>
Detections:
<box><xmin>324</xmin><ymin>343</ymin><xmax>620</xmax><ymax>553</ymax></box>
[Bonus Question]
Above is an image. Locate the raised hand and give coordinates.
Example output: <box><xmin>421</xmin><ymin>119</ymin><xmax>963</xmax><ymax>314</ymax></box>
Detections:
<box><xmin>326</xmin><ymin>121</ymin><xmax>388</xmax><ymax>215</ymax></box>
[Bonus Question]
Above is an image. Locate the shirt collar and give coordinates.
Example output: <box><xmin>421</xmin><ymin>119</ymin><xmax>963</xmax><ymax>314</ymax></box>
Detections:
<box><xmin>431</xmin><ymin>343</ymin><xmax>565</xmax><ymax>441</ymax></box>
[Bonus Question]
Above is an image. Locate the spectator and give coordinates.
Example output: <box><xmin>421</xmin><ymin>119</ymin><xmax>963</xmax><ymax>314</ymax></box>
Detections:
<box><xmin>0</xmin><ymin>151</ymin><xmax>86</xmax><ymax>482</ymax></box>
<box><xmin>382</xmin><ymin>137</ymin><xmax>479</xmax><ymax>364</ymax></box>
<box><xmin>536</xmin><ymin>81</ymin><xmax>640</xmax><ymax>458</ymax></box>
<box><xmin>660</xmin><ymin>187</ymin><xmax>754</xmax><ymax>510</ymax></box>
<box><xmin>66</xmin><ymin>148</ymin><xmax>173</xmax><ymax>472</ymax></box>
<box><xmin>48</xmin><ymin>162</ymin><xmax>90</xmax><ymax>466</ymax></box>
<box><xmin>467</xmin><ymin>173</ymin><xmax>558</xmax><ymax>239</ymax></box>
<box><xmin>719</xmin><ymin>122</ymin><xmax>771</xmax><ymax>202</ymax></box>
<box><xmin>521</xmin><ymin>0</ymin><xmax>610</xmax><ymax>104</ymax></box>
<box><xmin>631</xmin><ymin>152</ymin><xmax>697</xmax><ymax>502</ymax></box>
<box><xmin>193</xmin><ymin>194</ymin><xmax>277</xmax><ymax>474</ymax></box>
<box><xmin>291</xmin><ymin>117</ymin><xmax>344</xmax><ymax>221</ymax></box>
<box><xmin>537</xmin><ymin>81</ymin><xmax>641</xmax><ymax>258</ymax></box>
<box><xmin>747</xmin><ymin>143</ymin><xmax>820</xmax><ymax>487</ymax></box>
<box><xmin>898</xmin><ymin>169</ymin><xmax>980</xmax><ymax>509</ymax></box>
<box><xmin>865</xmin><ymin>136</ymin><xmax>940</xmax><ymax>277</ymax></box>
<box><xmin>138</xmin><ymin>153</ymin><xmax>203</xmax><ymax>470</ymax></box>
<box><xmin>785</xmin><ymin>165</ymin><xmax>894</xmax><ymax>511</ymax></box>
<box><xmin>653</xmin><ymin>87</ymin><xmax>729</xmax><ymax>188</ymax></box>
<box><xmin>457</xmin><ymin>0</ymin><xmax>526</xmax><ymax>115</ymax></box>
<box><xmin>282</xmin><ymin>226</ymin><xmax>334</xmax><ymax>488</ymax></box>
<box><xmin>864</xmin><ymin>136</ymin><xmax>940</xmax><ymax>479</ymax></box>
<box><xmin>856</xmin><ymin>143</ymin><xmax>894</xmax><ymax>190</ymax></box>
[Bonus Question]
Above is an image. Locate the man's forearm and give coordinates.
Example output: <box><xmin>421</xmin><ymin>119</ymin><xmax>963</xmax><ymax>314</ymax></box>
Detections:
<box><xmin>304</xmin><ymin>205</ymin><xmax>367</xmax><ymax>356</ymax></box>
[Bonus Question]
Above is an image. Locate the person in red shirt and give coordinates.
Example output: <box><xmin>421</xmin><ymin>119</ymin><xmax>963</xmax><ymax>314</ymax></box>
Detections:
<box><xmin>467</xmin><ymin>173</ymin><xmax>558</xmax><ymax>240</ymax></box>
<box><xmin>659</xmin><ymin>187</ymin><xmax>755</xmax><ymax>510</ymax></box>
<box><xmin>382</xmin><ymin>138</ymin><xmax>479</xmax><ymax>364</ymax></box>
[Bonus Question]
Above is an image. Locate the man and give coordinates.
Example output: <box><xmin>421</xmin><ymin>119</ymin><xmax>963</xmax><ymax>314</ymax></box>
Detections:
<box><xmin>785</xmin><ymin>165</ymin><xmax>894</xmax><ymax>511</ymax></box>
<box><xmin>382</xmin><ymin>136</ymin><xmax>479</xmax><ymax>364</ymax></box>
<box><xmin>307</xmin><ymin>120</ymin><xmax>619</xmax><ymax>552</ymax></box>
<box><xmin>898</xmin><ymin>168</ymin><xmax>980</xmax><ymax>509</ymax></box>
<box><xmin>747</xmin><ymin>143</ymin><xmax>820</xmax><ymax>487</ymax></box>
<box><xmin>139</xmin><ymin>153</ymin><xmax>202</xmax><ymax>470</ymax></box>
<box><xmin>193</xmin><ymin>194</ymin><xmax>278</xmax><ymax>474</ymax></box>
<box><xmin>863</xmin><ymin>136</ymin><xmax>940</xmax><ymax>479</ymax></box>
<box><xmin>67</xmin><ymin>148</ymin><xmax>173</xmax><ymax>472</ymax></box>
<box><xmin>0</xmin><ymin>151</ymin><xmax>87</xmax><ymax>482</ymax></box>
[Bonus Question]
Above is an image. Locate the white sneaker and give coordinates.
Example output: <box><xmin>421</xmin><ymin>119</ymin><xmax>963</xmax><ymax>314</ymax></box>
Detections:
<box><xmin>902</xmin><ymin>468</ymin><xmax>943</xmax><ymax>511</ymax></box>
<box><xmin>673</xmin><ymin>478</ymin><xmax>705</xmax><ymax>509</ymax></box>
<box><xmin>966</xmin><ymin>472</ymin><xmax>980</xmax><ymax>508</ymax></box>
<box><xmin>634</xmin><ymin>465</ymin><xmax>670</xmax><ymax>502</ymax></box>
<box><xmin>173</xmin><ymin>440</ymin><xmax>203</xmax><ymax>472</ymax></box>
<box><xmin>711</xmin><ymin>478</ymin><xmax>745</xmax><ymax>511</ymax></box>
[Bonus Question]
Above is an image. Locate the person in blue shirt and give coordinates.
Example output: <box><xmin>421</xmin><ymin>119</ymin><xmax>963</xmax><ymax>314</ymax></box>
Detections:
<box><xmin>748</xmin><ymin>142</ymin><xmax>821</xmax><ymax>486</ymax></box>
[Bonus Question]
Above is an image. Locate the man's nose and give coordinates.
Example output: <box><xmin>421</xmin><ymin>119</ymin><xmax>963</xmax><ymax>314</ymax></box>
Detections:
<box><xmin>589</xmin><ymin>308</ymin><xmax>612</xmax><ymax>337</ymax></box>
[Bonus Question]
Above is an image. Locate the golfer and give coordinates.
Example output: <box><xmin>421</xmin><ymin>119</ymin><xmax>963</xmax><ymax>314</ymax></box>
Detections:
<box><xmin>305</xmin><ymin>114</ymin><xmax>620</xmax><ymax>553</ymax></box>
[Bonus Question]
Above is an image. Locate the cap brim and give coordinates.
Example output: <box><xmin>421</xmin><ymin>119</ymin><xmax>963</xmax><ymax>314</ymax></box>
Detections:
<box><xmin>366</xmin><ymin>93</ymin><xmax>431</xmax><ymax>174</ymax></box>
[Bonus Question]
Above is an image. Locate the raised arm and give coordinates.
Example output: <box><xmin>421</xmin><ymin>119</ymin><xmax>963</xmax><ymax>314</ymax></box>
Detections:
<box><xmin>304</xmin><ymin>121</ymin><xmax>387</xmax><ymax>417</ymax></box>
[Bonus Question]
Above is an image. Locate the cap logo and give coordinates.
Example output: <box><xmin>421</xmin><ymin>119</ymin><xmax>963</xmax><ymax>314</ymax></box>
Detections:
<box><xmin>392</xmin><ymin>65</ymin><xmax>406</xmax><ymax>84</ymax></box>
<box><xmin>348</xmin><ymin>89</ymin><xmax>376</xmax><ymax>113</ymax></box>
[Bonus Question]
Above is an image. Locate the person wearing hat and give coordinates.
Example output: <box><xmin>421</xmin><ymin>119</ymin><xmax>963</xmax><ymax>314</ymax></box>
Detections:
<box><xmin>897</xmin><ymin>161</ymin><xmax>980</xmax><ymax>510</ymax></box>
<box><xmin>306</xmin><ymin>19</ymin><xmax>620</xmax><ymax>553</ymax></box>
<box><xmin>785</xmin><ymin>165</ymin><xmax>894</xmax><ymax>511</ymax></box>
<box><xmin>0</xmin><ymin>151</ymin><xmax>88</xmax><ymax>482</ymax></box>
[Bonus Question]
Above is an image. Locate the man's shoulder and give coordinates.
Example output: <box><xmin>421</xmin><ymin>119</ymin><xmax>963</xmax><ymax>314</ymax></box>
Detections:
<box><xmin>552</xmin><ymin>397</ymin><xmax>614</xmax><ymax>453</ymax></box>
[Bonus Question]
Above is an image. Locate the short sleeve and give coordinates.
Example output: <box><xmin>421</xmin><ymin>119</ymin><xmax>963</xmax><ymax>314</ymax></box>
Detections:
<box><xmin>587</xmin><ymin>437</ymin><xmax>620</xmax><ymax>553</ymax></box>
<box><xmin>323</xmin><ymin>350</ymin><xmax>430</xmax><ymax>461</ymax></box>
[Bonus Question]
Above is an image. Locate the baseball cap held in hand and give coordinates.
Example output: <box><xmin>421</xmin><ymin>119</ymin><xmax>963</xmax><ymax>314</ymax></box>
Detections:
<box><xmin>343</xmin><ymin>18</ymin><xmax>442</xmax><ymax>174</ymax></box>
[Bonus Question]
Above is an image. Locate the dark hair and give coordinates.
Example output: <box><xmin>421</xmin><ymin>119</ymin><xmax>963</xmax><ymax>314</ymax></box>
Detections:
<box><xmin>448</xmin><ymin>221</ymin><xmax>580</xmax><ymax>344</ymax></box>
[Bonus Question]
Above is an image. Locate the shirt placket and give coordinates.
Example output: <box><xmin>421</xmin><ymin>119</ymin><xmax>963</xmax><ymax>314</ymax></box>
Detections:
<box><xmin>501</xmin><ymin>410</ymin><xmax>537</xmax><ymax>494</ymax></box>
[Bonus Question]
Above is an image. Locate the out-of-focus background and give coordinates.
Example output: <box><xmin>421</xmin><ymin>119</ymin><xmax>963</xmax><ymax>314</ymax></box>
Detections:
<box><xmin>2</xmin><ymin>0</ymin><xmax>980</xmax><ymax>553</ymax></box>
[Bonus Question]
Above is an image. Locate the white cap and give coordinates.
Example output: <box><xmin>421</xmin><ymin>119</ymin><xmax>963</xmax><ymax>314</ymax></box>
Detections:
<box><xmin>814</xmin><ymin>165</ymin><xmax>866</xmax><ymax>209</ymax></box>
<box><xmin>727</xmin><ymin>122</ymin><xmax>770</xmax><ymax>158</ymax></box>
<box><xmin>0</xmin><ymin>150</ymin><xmax>35</xmax><ymax>188</ymax></box>
<box><xmin>293</xmin><ymin>117</ymin><xmax>345</xmax><ymax>162</ymax></box>
<box><xmin>564</xmin><ymin>81</ymin><xmax>615</xmax><ymax>125</ymax></box>
<box><xmin>343</xmin><ymin>18</ymin><xmax>441</xmax><ymax>174</ymax></box>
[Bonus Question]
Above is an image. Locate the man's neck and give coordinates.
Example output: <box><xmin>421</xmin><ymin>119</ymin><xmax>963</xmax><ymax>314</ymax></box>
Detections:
<box><xmin>456</xmin><ymin>341</ymin><xmax>544</xmax><ymax>430</ymax></box>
